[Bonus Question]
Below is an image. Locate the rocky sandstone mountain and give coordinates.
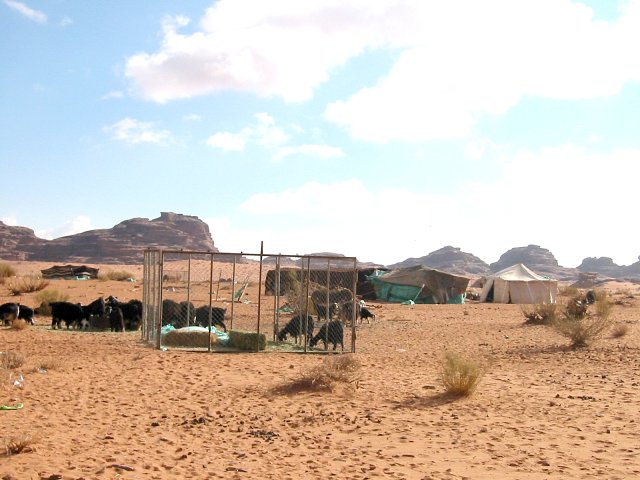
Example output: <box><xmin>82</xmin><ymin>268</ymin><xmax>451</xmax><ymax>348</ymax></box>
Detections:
<box><xmin>490</xmin><ymin>244</ymin><xmax>578</xmax><ymax>280</ymax></box>
<box><xmin>0</xmin><ymin>212</ymin><xmax>217</xmax><ymax>264</ymax></box>
<box><xmin>389</xmin><ymin>246</ymin><xmax>491</xmax><ymax>276</ymax></box>
<box><xmin>2</xmin><ymin>215</ymin><xmax>639</xmax><ymax>281</ymax></box>
<box><xmin>578</xmin><ymin>256</ymin><xmax>640</xmax><ymax>279</ymax></box>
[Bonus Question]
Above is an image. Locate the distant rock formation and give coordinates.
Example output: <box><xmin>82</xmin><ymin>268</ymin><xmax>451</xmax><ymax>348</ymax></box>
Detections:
<box><xmin>490</xmin><ymin>244</ymin><xmax>577</xmax><ymax>280</ymax></box>
<box><xmin>0</xmin><ymin>223</ymin><xmax>41</xmax><ymax>260</ymax></box>
<box><xmin>388</xmin><ymin>246</ymin><xmax>491</xmax><ymax>276</ymax></box>
<box><xmin>0</xmin><ymin>212</ymin><xmax>218</xmax><ymax>264</ymax></box>
<box><xmin>578</xmin><ymin>256</ymin><xmax>640</xmax><ymax>279</ymax></box>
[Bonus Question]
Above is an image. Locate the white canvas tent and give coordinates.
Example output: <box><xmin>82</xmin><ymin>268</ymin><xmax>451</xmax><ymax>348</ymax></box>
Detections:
<box><xmin>480</xmin><ymin>263</ymin><xmax>557</xmax><ymax>304</ymax></box>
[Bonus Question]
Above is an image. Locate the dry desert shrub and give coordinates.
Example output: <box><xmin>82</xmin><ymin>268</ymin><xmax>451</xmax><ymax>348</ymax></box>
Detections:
<box><xmin>274</xmin><ymin>355</ymin><xmax>362</xmax><ymax>393</ymax></box>
<box><xmin>594</xmin><ymin>290</ymin><xmax>612</xmax><ymax>317</ymax></box>
<box><xmin>440</xmin><ymin>351</ymin><xmax>484</xmax><ymax>397</ymax></box>
<box><xmin>10</xmin><ymin>319</ymin><xmax>28</xmax><ymax>331</ymax></box>
<box><xmin>3</xmin><ymin>435</ymin><xmax>36</xmax><ymax>456</ymax></box>
<box><xmin>0</xmin><ymin>262</ymin><xmax>16</xmax><ymax>279</ymax></box>
<box><xmin>610</xmin><ymin>323</ymin><xmax>630</xmax><ymax>338</ymax></box>
<box><xmin>552</xmin><ymin>316</ymin><xmax>612</xmax><ymax>348</ymax></box>
<box><xmin>559</xmin><ymin>285</ymin><xmax>579</xmax><ymax>297</ymax></box>
<box><xmin>34</xmin><ymin>357</ymin><xmax>62</xmax><ymax>372</ymax></box>
<box><xmin>522</xmin><ymin>303</ymin><xmax>558</xmax><ymax>325</ymax></box>
<box><xmin>34</xmin><ymin>289</ymin><xmax>69</xmax><ymax>316</ymax></box>
<box><xmin>0</xmin><ymin>351</ymin><xmax>25</xmax><ymax>370</ymax></box>
<box><xmin>7</xmin><ymin>276</ymin><xmax>49</xmax><ymax>295</ymax></box>
<box><xmin>552</xmin><ymin>293</ymin><xmax>613</xmax><ymax>348</ymax></box>
<box><xmin>99</xmin><ymin>270</ymin><xmax>135</xmax><ymax>281</ymax></box>
<box><xmin>564</xmin><ymin>293</ymin><xmax>590</xmax><ymax>320</ymax></box>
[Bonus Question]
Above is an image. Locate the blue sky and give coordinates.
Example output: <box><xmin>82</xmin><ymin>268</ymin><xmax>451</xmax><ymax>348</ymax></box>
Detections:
<box><xmin>1</xmin><ymin>0</ymin><xmax>639</xmax><ymax>267</ymax></box>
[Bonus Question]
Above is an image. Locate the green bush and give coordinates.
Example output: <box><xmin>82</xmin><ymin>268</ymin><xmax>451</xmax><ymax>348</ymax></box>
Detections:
<box><xmin>228</xmin><ymin>330</ymin><xmax>266</xmax><ymax>351</ymax></box>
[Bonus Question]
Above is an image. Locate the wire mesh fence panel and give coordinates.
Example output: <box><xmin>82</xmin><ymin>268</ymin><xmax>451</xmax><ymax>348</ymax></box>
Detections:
<box><xmin>143</xmin><ymin>250</ymin><xmax>358</xmax><ymax>353</ymax></box>
<box><xmin>142</xmin><ymin>250</ymin><xmax>162</xmax><ymax>347</ymax></box>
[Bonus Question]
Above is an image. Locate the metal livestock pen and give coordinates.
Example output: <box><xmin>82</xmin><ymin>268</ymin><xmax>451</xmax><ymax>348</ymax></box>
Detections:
<box><xmin>142</xmin><ymin>249</ymin><xmax>359</xmax><ymax>353</ymax></box>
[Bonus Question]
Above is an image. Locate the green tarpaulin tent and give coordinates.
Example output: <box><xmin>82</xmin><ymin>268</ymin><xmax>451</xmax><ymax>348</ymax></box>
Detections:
<box><xmin>369</xmin><ymin>266</ymin><xmax>470</xmax><ymax>304</ymax></box>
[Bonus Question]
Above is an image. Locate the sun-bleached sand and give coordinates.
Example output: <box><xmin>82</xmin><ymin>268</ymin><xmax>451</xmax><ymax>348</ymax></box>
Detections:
<box><xmin>1</xmin><ymin>261</ymin><xmax>640</xmax><ymax>479</ymax></box>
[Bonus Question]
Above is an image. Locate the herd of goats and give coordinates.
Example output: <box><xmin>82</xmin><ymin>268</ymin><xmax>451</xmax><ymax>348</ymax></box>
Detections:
<box><xmin>0</xmin><ymin>290</ymin><xmax>377</xmax><ymax>350</ymax></box>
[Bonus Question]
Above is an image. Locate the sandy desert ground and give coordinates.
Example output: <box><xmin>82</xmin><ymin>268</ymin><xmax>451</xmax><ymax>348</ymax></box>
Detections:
<box><xmin>1</xmin><ymin>261</ymin><xmax>640</xmax><ymax>479</ymax></box>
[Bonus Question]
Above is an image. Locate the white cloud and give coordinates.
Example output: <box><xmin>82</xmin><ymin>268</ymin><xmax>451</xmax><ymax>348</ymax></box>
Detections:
<box><xmin>253</xmin><ymin>113</ymin><xmax>289</xmax><ymax>148</ymax></box>
<box><xmin>104</xmin><ymin>118</ymin><xmax>172</xmax><ymax>145</ymax></box>
<box><xmin>231</xmin><ymin>144</ymin><xmax>640</xmax><ymax>266</ymax></box>
<box><xmin>59</xmin><ymin>16</ymin><xmax>72</xmax><ymax>27</ymax></box>
<box><xmin>36</xmin><ymin>216</ymin><xmax>93</xmax><ymax>240</ymax></box>
<box><xmin>101</xmin><ymin>90</ymin><xmax>124</xmax><ymax>100</ymax></box>
<box><xmin>3</xmin><ymin>0</ymin><xmax>46</xmax><ymax>23</ymax></box>
<box><xmin>274</xmin><ymin>144</ymin><xmax>346</xmax><ymax>162</ymax></box>
<box><xmin>125</xmin><ymin>0</ymin><xmax>640</xmax><ymax>141</ymax></box>
<box><xmin>207</xmin><ymin>131</ymin><xmax>247</xmax><ymax>151</ymax></box>
<box><xmin>183</xmin><ymin>113</ymin><xmax>202</xmax><ymax>121</ymax></box>
<box><xmin>207</xmin><ymin>112</ymin><xmax>293</xmax><ymax>154</ymax></box>
<box><xmin>325</xmin><ymin>0</ymin><xmax>640</xmax><ymax>142</ymax></box>
<box><xmin>125</xmin><ymin>2</ymin><xmax>393</xmax><ymax>103</ymax></box>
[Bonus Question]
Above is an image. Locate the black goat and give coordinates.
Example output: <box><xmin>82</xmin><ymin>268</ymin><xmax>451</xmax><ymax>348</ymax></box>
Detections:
<box><xmin>106</xmin><ymin>297</ymin><xmax>143</xmax><ymax>331</ymax></box>
<box><xmin>0</xmin><ymin>303</ymin><xmax>20</xmax><ymax>325</ymax></box>
<box><xmin>277</xmin><ymin>314</ymin><xmax>314</xmax><ymax>343</ymax></box>
<box><xmin>50</xmin><ymin>301</ymin><xmax>86</xmax><ymax>329</ymax></box>
<box><xmin>309</xmin><ymin>321</ymin><xmax>344</xmax><ymax>350</ymax></box>
<box><xmin>109</xmin><ymin>307</ymin><xmax>125</xmax><ymax>332</ymax></box>
<box><xmin>195</xmin><ymin>306</ymin><xmax>227</xmax><ymax>332</ymax></box>
<box><xmin>18</xmin><ymin>304</ymin><xmax>34</xmax><ymax>325</ymax></box>
<box><xmin>359</xmin><ymin>307</ymin><xmax>376</xmax><ymax>323</ymax></box>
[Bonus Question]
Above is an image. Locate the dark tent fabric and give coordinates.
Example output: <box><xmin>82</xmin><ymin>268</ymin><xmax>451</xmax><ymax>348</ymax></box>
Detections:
<box><xmin>371</xmin><ymin>266</ymin><xmax>470</xmax><ymax>304</ymax></box>
<box><xmin>41</xmin><ymin>265</ymin><xmax>99</xmax><ymax>279</ymax></box>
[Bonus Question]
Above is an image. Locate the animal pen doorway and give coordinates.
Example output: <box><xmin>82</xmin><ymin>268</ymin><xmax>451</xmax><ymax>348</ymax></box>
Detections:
<box><xmin>142</xmin><ymin>249</ymin><xmax>359</xmax><ymax>353</ymax></box>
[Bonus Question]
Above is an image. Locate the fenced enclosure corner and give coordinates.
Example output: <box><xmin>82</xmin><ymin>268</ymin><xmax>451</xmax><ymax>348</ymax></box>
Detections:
<box><xmin>142</xmin><ymin>249</ymin><xmax>361</xmax><ymax>353</ymax></box>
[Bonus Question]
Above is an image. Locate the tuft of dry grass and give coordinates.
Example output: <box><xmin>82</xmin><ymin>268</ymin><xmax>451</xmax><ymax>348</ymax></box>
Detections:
<box><xmin>559</xmin><ymin>285</ymin><xmax>579</xmax><ymax>297</ymax></box>
<box><xmin>522</xmin><ymin>303</ymin><xmax>558</xmax><ymax>325</ymax></box>
<box><xmin>34</xmin><ymin>290</ymin><xmax>69</xmax><ymax>316</ymax></box>
<box><xmin>551</xmin><ymin>315</ymin><xmax>612</xmax><ymax>348</ymax></box>
<box><xmin>7</xmin><ymin>276</ymin><xmax>49</xmax><ymax>295</ymax></box>
<box><xmin>10</xmin><ymin>319</ymin><xmax>29</xmax><ymax>331</ymax></box>
<box><xmin>0</xmin><ymin>350</ymin><xmax>26</xmax><ymax>370</ymax></box>
<box><xmin>441</xmin><ymin>351</ymin><xmax>484</xmax><ymax>397</ymax></box>
<box><xmin>98</xmin><ymin>270</ymin><xmax>135</xmax><ymax>281</ymax></box>
<box><xmin>34</xmin><ymin>357</ymin><xmax>63</xmax><ymax>372</ymax></box>
<box><xmin>0</xmin><ymin>262</ymin><xmax>16</xmax><ymax>279</ymax></box>
<box><xmin>610</xmin><ymin>323</ymin><xmax>630</xmax><ymax>338</ymax></box>
<box><xmin>274</xmin><ymin>355</ymin><xmax>362</xmax><ymax>393</ymax></box>
<box><xmin>3</xmin><ymin>435</ymin><xmax>36</xmax><ymax>456</ymax></box>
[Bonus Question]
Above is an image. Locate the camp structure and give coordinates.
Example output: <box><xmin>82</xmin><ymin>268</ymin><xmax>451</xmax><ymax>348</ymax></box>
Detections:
<box><xmin>369</xmin><ymin>266</ymin><xmax>470</xmax><ymax>304</ymax></box>
<box><xmin>479</xmin><ymin>263</ymin><xmax>557</xmax><ymax>304</ymax></box>
<box><xmin>264</xmin><ymin>267</ymin><xmax>385</xmax><ymax>300</ymax></box>
<box><xmin>41</xmin><ymin>264</ymin><xmax>99</xmax><ymax>280</ymax></box>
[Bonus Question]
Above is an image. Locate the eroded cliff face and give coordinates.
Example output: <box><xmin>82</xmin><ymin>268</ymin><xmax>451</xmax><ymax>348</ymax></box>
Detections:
<box><xmin>489</xmin><ymin>244</ymin><xmax>578</xmax><ymax>280</ymax></box>
<box><xmin>388</xmin><ymin>246</ymin><xmax>491</xmax><ymax>276</ymax></box>
<box><xmin>0</xmin><ymin>212</ymin><xmax>218</xmax><ymax>264</ymax></box>
<box><xmin>0</xmin><ymin>222</ymin><xmax>42</xmax><ymax>260</ymax></box>
<box><xmin>578</xmin><ymin>256</ymin><xmax>640</xmax><ymax>279</ymax></box>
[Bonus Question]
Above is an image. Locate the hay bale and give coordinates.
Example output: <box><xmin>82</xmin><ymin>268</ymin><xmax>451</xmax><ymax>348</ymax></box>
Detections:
<box><xmin>228</xmin><ymin>330</ymin><xmax>266</xmax><ymax>351</ymax></box>
<box><xmin>162</xmin><ymin>328</ymin><xmax>219</xmax><ymax>348</ymax></box>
